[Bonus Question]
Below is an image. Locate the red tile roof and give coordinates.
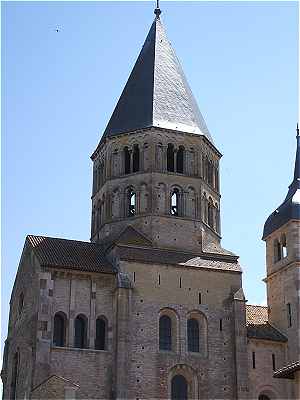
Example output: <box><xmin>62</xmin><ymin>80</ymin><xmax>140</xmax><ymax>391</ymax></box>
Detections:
<box><xmin>27</xmin><ymin>235</ymin><xmax>115</xmax><ymax>274</ymax></box>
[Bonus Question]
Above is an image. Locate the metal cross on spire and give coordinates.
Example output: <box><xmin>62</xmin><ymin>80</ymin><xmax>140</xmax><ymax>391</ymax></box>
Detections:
<box><xmin>154</xmin><ymin>0</ymin><xmax>161</xmax><ymax>17</ymax></box>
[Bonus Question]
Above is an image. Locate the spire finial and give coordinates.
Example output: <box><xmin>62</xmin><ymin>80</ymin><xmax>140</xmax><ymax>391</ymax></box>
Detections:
<box><xmin>154</xmin><ymin>0</ymin><xmax>161</xmax><ymax>18</ymax></box>
<box><xmin>297</xmin><ymin>122</ymin><xmax>299</xmax><ymax>137</ymax></box>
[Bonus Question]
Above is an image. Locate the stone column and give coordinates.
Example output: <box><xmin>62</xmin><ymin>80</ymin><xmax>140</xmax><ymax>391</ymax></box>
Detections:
<box><xmin>233</xmin><ymin>288</ymin><xmax>249</xmax><ymax>399</ymax></box>
<box><xmin>114</xmin><ymin>273</ymin><xmax>133</xmax><ymax>400</ymax></box>
<box><xmin>68</xmin><ymin>278</ymin><xmax>76</xmax><ymax>347</ymax></box>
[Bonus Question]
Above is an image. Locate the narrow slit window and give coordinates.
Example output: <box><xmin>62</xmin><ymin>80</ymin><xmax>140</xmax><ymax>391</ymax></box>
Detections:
<box><xmin>198</xmin><ymin>292</ymin><xmax>202</xmax><ymax>304</ymax></box>
<box><xmin>252</xmin><ymin>351</ymin><xmax>256</xmax><ymax>369</ymax></box>
<box><xmin>158</xmin><ymin>274</ymin><xmax>161</xmax><ymax>285</ymax></box>
<box><xmin>179</xmin><ymin>277</ymin><xmax>182</xmax><ymax>288</ymax></box>
<box><xmin>287</xmin><ymin>303</ymin><xmax>292</xmax><ymax>327</ymax></box>
<box><xmin>159</xmin><ymin>315</ymin><xmax>172</xmax><ymax>351</ymax></box>
<box><xmin>187</xmin><ymin>318</ymin><xmax>199</xmax><ymax>352</ymax></box>
<box><xmin>272</xmin><ymin>353</ymin><xmax>276</xmax><ymax>371</ymax></box>
<box><xmin>282</xmin><ymin>235</ymin><xmax>287</xmax><ymax>258</ymax></box>
<box><xmin>220</xmin><ymin>319</ymin><xmax>223</xmax><ymax>331</ymax></box>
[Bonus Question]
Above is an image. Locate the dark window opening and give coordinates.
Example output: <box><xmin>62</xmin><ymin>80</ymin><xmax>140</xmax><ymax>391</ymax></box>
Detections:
<box><xmin>95</xmin><ymin>318</ymin><xmax>106</xmax><ymax>350</ymax></box>
<box><xmin>10</xmin><ymin>352</ymin><xmax>19</xmax><ymax>400</ymax></box>
<box><xmin>198</xmin><ymin>292</ymin><xmax>202</xmax><ymax>304</ymax></box>
<box><xmin>179</xmin><ymin>277</ymin><xmax>182</xmax><ymax>288</ymax></box>
<box><xmin>282</xmin><ymin>235</ymin><xmax>287</xmax><ymax>258</ymax></box>
<box><xmin>53</xmin><ymin>313</ymin><xmax>66</xmax><ymax>347</ymax></box>
<box><xmin>275</xmin><ymin>239</ymin><xmax>282</xmax><ymax>262</ymax></box>
<box><xmin>124</xmin><ymin>147</ymin><xmax>131</xmax><ymax>174</ymax></box>
<box><xmin>259</xmin><ymin>395</ymin><xmax>271</xmax><ymax>400</ymax></box>
<box><xmin>176</xmin><ymin>146</ymin><xmax>184</xmax><ymax>173</ymax></box>
<box><xmin>272</xmin><ymin>353</ymin><xmax>276</xmax><ymax>371</ymax></box>
<box><xmin>220</xmin><ymin>319</ymin><xmax>223</xmax><ymax>331</ymax></box>
<box><xmin>171</xmin><ymin>374</ymin><xmax>188</xmax><ymax>400</ymax></box>
<box><xmin>167</xmin><ymin>144</ymin><xmax>175</xmax><ymax>172</ymax></box>
<box><xmin>158</xmin><ymin>274</ymin><xmax>161</xmax><ymax>285</ymax></box>
<box><xmin>287</xmin><ymin>303</ymin><xmax>292</xmax><ymax>327</ymax></box>
<box><xmin>252</xmin><ymin>351</ymin><xmax>256</xmax><ymax>369</ymax></box>
<box><xmin>74</xmin><ymin>315</ymin><xmax>87</xmax><ymax>349</ymax></box>
<box><xmin>171</xmin><ymin>189</ymin><xmax>179</xmax><ymax>216</ymax></box>
<box><xmin>159</xmin><ymin>315</ymin><xmax>172</xmax><ymax>351</ymax></box>
<box><xmin>208</xmin><ymin>200</ymin><xmax>214</xmax><ymax>228</ymax></box>
<box><xmin>128</xmin><ymin>190</ymin><xmax>136</xmax><ymax>216</ymax></box>
<box><xmin>187</xmin><ymin>318</ymin><xmax>199</xmax><ymax>352</ymax></box>
<box><xmin>133</xmin><ymin>144</ymin><xmax>140</xmax><ymax>173</ymax></box>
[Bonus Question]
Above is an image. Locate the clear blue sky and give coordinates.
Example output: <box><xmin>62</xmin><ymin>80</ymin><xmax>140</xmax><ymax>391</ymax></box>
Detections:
<box><xmin>2</xmin><ymin>0</ymin><xmax>298</xmax><ymax>352</ymax></box>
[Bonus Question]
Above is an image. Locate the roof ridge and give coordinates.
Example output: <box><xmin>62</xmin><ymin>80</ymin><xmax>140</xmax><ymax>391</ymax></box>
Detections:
<box><xmin>27</xmin><ymin>234</ymin><xmax>103</xmax><ymax>247</ymax></box>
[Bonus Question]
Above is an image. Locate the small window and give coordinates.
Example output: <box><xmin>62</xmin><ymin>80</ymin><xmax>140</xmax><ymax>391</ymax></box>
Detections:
<box><xmin>53</xmin><ymin>312</ymin><xmax>66</xmax><ymax>347</ymax></box>
<box><xmin>18</xmin><ymin>293</ymin><xmax>24</xmax><ymax>316</ymax></box>
<box><xmin>74</xmin><ymin>315</ymin><xmax>87</xmax><ymax>349</ymax></box>
<box><xmin>133</xmin><ymin>144</ymin><xmax>140</xmax><ymax>173</ymax></box>
<box><xmin>95</xmin><ymin>318</ymin><xmax>106</xmax><ymax>350</ymax></box>
<box><xmin>287</xmin><ymin>303</ymin><xmax>292</xmax><ymax>327</ymax></box>
<box><xmin>124</xmin><ymin>147</ymin><xmax>131</xmax><ymax>174</ymax></box>
<box><xmin>219</xmin><ymin>319</ymin><xmax>223</xmax><ymax>331</ymax></box>
<box><xmin>159</xmin><ymin>315</ymin><xmax>172</xmax><ymax>351</ymax></box>
<box><xmin>171</xmin><ymin>189</ymin><xmax>179</xmax><ymax>216</ymax></box>
<box><xmin>167</xmin><ymin>144</ymin><xmax>175</xmax><ymax>172</ymax></box>
<box><xmin>252</xmin><ymin>351</ymin><xmax>256</xmax><ymax>369</ymax></box>
<box><xmin>128</xmin><ymin>190</ymin><xmax>136</xmax><ymax>216</ymax></box>
<box><xmin>187</xmin><ymin>318</ymin><xmax>199</xmax><ymax>352</ymax></box>
<box><xmin>176</xmin><ymin>146</ymin><xmax>184</xmax><ymax>173</ymax></box>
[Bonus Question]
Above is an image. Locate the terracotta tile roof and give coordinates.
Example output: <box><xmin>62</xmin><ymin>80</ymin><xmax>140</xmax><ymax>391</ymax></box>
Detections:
<box><xmin>246</xmin><ymin>305</ymin><xmax>287</xmax><ymax>343</ymax></box>
<box><xmin>27</xmin><ymin>235</ymin><xmax>115</xmax><ymax>274</ymax></box>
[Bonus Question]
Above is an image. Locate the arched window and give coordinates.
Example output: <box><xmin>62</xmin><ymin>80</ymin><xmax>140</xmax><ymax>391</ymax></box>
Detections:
<box><xmin>132</xmin><ymin>144</ymin><xmax>140</xmax><ymax>173</ymax></box>
<box><xmin>274</xmin><ymin>239</ymin><xmax>282</xmax><ymax>262</ymax></box>
<box><xmin>74</xmin><ymin>315</ymin><xmax>87</xmax><ymax>349</ymax></box>
<box><xmin>124</xmin><ymin>146</ymin><xmax>131</xmax><ymax>174</ymax></box>
<box><xmin>159</xmin><ymin>315</ymin><xmax>172</xmax><ymax>351</ymax></box>
<box><xmin>176</xmin><ymin>146</ymin><xmax>184</xmax><ymax>173</ymax></box>
<box><xmin>282</xmin><ymin>234</ymin><xmax>287</xmax><ymax>258</ymax></box>
<box><xmin>258</xmin><ymin>395</ymin><xmax>271</xmax><ymax>400</ymax></box>
<box><xmin>187</xmin><ymin>318</ymin><xmax>199</xmax><ymax>352</ymax></box>
<box><xmin>10</xmin><ymin>352</ymin><xmax>19</xmax><ymax>400</ymax></box>
<box><xmin>207</xmin><ymin>198</ymin><xmax>214</xmax><ymax>228</ymax></box>
<box><xmin>53</xmin><ymin>312</ymin><xmax>66</xmax><ymax>347</ymax></box>
<box><xmin>167</xmin><ymin>144</ymin><xmax>175</xmax><ymax>172</ymax></box>
<box><xmin>128</xmin><ymin>189</ymin><xmax>136</xmax><ymax>216</ymax></box>
<box><xmin>171</xmin><ymin>189</ymin><xmax>179</xmax><ymax>216</ymax></box>
<box><xmin>18</xmin><ymin>293</ymin><xmax>24</xmax><ymax>316</ymax></box>
<box><xmin>95</xmin><ymin>317</ymin><xmax>106</xmax><ymax>350</ymax></box>
<box><xmin>171</xmin><ymin>375</ymin><xmax>188</xmax><ymax>400</ymax></box>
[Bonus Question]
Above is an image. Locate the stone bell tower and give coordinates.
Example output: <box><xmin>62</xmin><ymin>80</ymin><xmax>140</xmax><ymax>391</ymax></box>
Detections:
<box><xmin>90</xmin><ymin>8</ymin><xmax>223</xmax><ymax>253</ymax></box>
<box><xmin>262</xmin><ymin>127</ymin><xmax>300</xmax><ymax>396</ymax></box>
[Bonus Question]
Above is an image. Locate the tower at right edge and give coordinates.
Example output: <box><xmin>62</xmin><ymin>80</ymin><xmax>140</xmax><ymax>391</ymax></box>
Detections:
<box><xmin>262</xmin><ymin>127</ymin><xmax>300</xmax><ymax>396</ymax></box>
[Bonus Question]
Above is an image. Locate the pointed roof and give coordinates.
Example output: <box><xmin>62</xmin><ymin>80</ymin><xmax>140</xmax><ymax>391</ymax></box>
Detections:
<box><xmin>263</xmin><ymin>128</ymin><xmax>300</xmax><ymax>239</ymax></box>
<box><xmin>102</xmin><ymin>14</ymin><xmax>212</xmax><ymax>142</ymax></box>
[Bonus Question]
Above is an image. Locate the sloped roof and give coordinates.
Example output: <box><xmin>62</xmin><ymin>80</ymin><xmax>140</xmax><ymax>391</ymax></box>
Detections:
<box><xmin>263</xmin><ymin>132</ymin><xmax>300</xmax><ymax>239</ymax></box>
<box><xmin>274</xmin><ymin>361</ymin><xmax>300</xmax><ymax>379</ymax></box>
<box><xmin>246</xmin><ymin>305</ymin><xmax>287</xmax><ymax>343</ymax></box>
<box><xmin>27</xmin><ymin>235</ymin><xmax>115</xmax><ymax>274</ymax></box>
<box><xmin>101</xmin><ymin>14</ymin><xmax>212</xmax><ymax>142</ymax></box>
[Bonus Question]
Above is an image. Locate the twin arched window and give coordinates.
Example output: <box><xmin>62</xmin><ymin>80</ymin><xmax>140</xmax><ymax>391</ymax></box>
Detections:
<box><xmin>124</xmin><ymin>145</ymin><xmax>140</xmax><ymax>175</ymax></box>
<box><xmin>159</xmin><ymin>313</ymin><xmax>203</xmax><ymax>354</ymax></box>
<box><xmin>167</xmin><ymin>144</ymin><xmax>185</xmax><ymax>173</ymax></box>
<box><xmin>171</xmin><ymin>189</ymin><xmax>180</xmax><ymax>216</ymax></box>
<box><xmin>274</xmin><ymin>234</ymin><xmax>288</xmax><ymax>262</ymax></box>
<box><xmin>128</xmin><ymin>189</ymin><xmax>136</xmax><ymax>216</ymax></box>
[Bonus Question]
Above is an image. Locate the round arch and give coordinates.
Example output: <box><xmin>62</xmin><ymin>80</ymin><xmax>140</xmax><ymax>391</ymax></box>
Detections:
<box><xmin>168</xmin><ymin>364</ymin><xmax>198</xmax><ymax>400</ymax></box>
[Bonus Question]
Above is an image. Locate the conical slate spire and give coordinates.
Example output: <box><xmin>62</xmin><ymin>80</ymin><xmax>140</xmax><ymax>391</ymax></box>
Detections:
<box><xmin>102</xmin><ymin>16</ymin><xmax>212</xmax><ymax>142</ymax></box>
<box><xmin>263</xmin><ymin>127</ymin><xmax>300</xmax><ymax>239</ymax></box>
